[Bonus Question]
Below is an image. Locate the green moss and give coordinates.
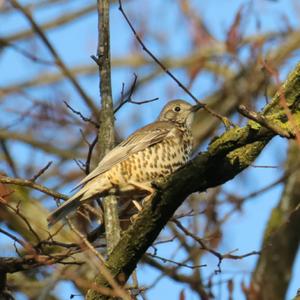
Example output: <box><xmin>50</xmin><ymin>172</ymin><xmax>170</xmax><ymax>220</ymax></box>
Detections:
<box><xmin>208</xmin><ymin>127</ymin><xmax>245</xmax><ymax>155</ymax></box>
<box><xmin>226</xmin><ymin>141</ymin><xmax>266</xmax><ymax>168</ymax></box>
<box><xmin>263</xmin><ymin>207</ymin><xmax>284</xmax><ymax>240</ymax></box>
<box><xmin>86</xmin><ymin>62</ymin><xmax>300</xmax><ymax>299</ymax></box>
<box><xmin>248</xmin><ymin>120</ymin><xmax>261</xmax><ymax>131</ymax></box>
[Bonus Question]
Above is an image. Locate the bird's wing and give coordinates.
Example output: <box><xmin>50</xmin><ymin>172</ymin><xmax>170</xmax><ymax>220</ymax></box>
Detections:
<box><xmin>75</xmin><ymin>121</ymin><xmax>176</xmax><ymax>187</ymax></box>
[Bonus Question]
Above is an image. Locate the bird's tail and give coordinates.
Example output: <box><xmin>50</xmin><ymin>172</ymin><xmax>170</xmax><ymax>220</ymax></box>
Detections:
<box><xmin>47</xmin><ymin>196</ymin><xmax>81</xmax><ymax>227</ymax></box>
<box><xmin>47</xmin><ymin>175</ymin><xmax>111</xmax><ymax>227</ymax></box>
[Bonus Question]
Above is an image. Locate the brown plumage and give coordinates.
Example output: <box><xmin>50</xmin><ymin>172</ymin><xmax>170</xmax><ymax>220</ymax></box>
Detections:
<box><xmin>47</xmin><ymin>100</ymin><xmax>202</xmax><ymax>226</ymax></box>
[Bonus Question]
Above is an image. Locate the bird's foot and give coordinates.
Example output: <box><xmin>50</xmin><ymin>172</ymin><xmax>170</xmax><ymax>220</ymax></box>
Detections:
<box><xmin>130</xmin><ymin>213</ymin><xmax>139</xmax><ymax>224</ymax></box>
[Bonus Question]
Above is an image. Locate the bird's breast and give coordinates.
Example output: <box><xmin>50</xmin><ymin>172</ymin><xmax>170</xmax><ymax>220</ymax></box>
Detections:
<box><xmin>106</xmin><ymin>130</ymin><xmax>193</xmax><ymax>187</ymax></box>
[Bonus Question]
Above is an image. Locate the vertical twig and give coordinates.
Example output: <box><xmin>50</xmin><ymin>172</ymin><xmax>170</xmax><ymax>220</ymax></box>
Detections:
<box><xmin>96</xmin><ymin>0</ymin><xmax>121</xmax><ymax>255</ymax></box>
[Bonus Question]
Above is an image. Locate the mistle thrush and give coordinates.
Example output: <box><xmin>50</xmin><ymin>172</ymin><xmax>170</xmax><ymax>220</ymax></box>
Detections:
<box><xmin>47</xmin><ymin>100</ymin><xmax>202</xmax><ymax>226</ymax></box>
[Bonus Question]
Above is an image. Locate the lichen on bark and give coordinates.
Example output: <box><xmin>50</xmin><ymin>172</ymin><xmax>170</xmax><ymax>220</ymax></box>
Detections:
<box><xmin>87</xmin><ymin>63</ymin><xmax>300</xmax><ymax>300</ymax></box>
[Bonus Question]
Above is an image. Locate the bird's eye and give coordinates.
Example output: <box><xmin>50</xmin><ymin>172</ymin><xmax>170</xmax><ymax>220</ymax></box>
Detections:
<box><xmin>174</xmin><ymin>106</ymin><xmax>181</xmax><ymax>112</ymax></box>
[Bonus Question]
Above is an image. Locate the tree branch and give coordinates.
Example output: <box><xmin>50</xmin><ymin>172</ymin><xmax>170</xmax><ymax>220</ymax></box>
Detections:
<box><xmin>9</xmin><ymin>0</ymin><xmax>98</xmax><ymax>114</ymax></box>
<box><xmin>0</xmin><ymin>129</ymin><xmax>82</xmax><ymax>160</ymax></box>
<box><xmin>4</xmin><ymin>3</ymin><xmax>97</xmax><ymax>43</ymax></box>
<box><xmin>86</xmin><ymin>62</ymin><xmax>300</xmax><ymax>299</ymax></box>
<box><xmin>95</xmin><ymin>0</ymin><xmax>120</xmax><ymax>256</ymax></box>
<box><xmin>250</xmin><ymin>140</ymin><xmax>300</xmax><ymax>299</ymax></box>
<box><xmin>0</xmin><ymin>176</ymin><xmax>67</xmax><ymax>200</ymax></box>
<box><xmin>118</xmin><ymin>0</ymin><xmax>234</xmax><ymax>128</ymax></box>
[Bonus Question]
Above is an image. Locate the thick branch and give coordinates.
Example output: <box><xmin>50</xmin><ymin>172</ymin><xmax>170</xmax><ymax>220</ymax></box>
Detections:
<box><xmin>87</xmin><ymin>62</ymin><xmax>300</xmax><ymax>299</ymax></box>
<box><xmin>250</xmin><ymin>140</ymin><xmax>300</xmax><ymax>299</ymax></box>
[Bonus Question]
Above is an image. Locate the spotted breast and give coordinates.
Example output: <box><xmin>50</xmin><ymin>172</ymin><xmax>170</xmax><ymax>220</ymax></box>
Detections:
<box><xmin>47</xmin><ymin>99</ymin><xmax>202</xmax><ymax>226</ymax></box>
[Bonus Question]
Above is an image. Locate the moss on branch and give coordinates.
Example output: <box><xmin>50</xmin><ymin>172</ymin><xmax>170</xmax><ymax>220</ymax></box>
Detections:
<box><xmin>87</xmin><ymin>62</ymin><xmax>300</xmax><ymax>299</ymax></box>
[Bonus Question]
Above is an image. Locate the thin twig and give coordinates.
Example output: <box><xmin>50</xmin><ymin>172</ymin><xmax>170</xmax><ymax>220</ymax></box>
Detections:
<box><xmin>0</xmin><ymin>139</ymin><xmax>18</xmax><ymax>177</ymax></box>
<box><xmin>5</xmin><ymin>3</ymin><xmax>97</xmax><ymax>43</ymax></box>
<box><xmin>0</xmin><ymin>198</ymin><xmax>41</xmax><ymax>243</ymax></box>
<box><xmin>0</xmin><ymin>175</ymin><xmax>68</xmax><ymax>200</ymax></box>
<box><xmin>67</xmin><ymin>220</ymin><xmax>130</xmax><ymax>300</ymax></box>
<box><xmin>0</xmin><ymin>38</ymin><xmax>55</xmax><ymax>65</ymax></box>
<box><xmin>65</xmin><ymin>270</ymin><xmax>124</xmax><ymax>299</ymax></box>
<box><xmin>64</xmin><ymin>101</ymin><xmax>99</xmax><ymax>128</ymax></box>
<box><xmin>118</xmin><ymin>1</ymin><xmax>200</xmax><ymax>104</ymax></box>
<box><xmin>0</xmin><ymin>128</ymin><xmax>80</xmax><ymax>160</ymax></box>
<box><xmin>0</xmin><ymin>228</ymin><xmax>26</xmax><ymax>247</ymax></box>
<box><xmin>238</xmin><ymin>104</ymin><xmax>293</xmax><ymax>138</ymax></box>
<box><xmin>261</xmin><ymin>59</ymin><xmax>300</xmax><ymax>143</ymax></box>
<box><xmin>113</xmin><ymin>74</ymin><xmax>159</xmax><ymax>113</ymax></box>
<box><xmin>250</xmin><ymin>164</ymin><xmax>278</xmax><ymax>168</ymax></box>
<box><xmin>173</xmin><ymin>219</ymin><xmax>260</xmax><ymax>273</ymax></box>
<box><xmin>85</xmin><ymin>135</ymin><xmax>98</xmax><ymax>175</ymax></box>
<box><xmin>29</xmin><ymin>161</ymin><xmax>52</xmax><ymax>182</ymax></box>
<box><xmin>73</xmin><ymin>159</ymin><xmax>86</xmax><ymax>173</ymax></box>
<box><xmin>10</xmin><ymin>0</ymin><xmax>97</xmax><ymax>114</ymax></box>
<box><xmin>118</xmin><ymin>0</ymin><xmax>234</xmax><ymax>128</ymax></box>
<box><xmin>146</xmin><ymin>253</ymin><xmax>206</xmax><ymax>269</ymax></box>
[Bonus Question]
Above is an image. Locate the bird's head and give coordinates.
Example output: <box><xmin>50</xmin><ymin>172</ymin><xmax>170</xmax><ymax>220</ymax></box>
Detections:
<box><xmin>158</xmin><ymin>99</ymin><xmax>203</xmax><ymax>129</ymax></box>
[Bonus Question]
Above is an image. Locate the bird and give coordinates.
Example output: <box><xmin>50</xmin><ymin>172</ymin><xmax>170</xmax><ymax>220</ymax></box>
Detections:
<box><xmin>47</xmin><ymin>99</ymin><xmax>203</xmax><ymax>226</ymax></box>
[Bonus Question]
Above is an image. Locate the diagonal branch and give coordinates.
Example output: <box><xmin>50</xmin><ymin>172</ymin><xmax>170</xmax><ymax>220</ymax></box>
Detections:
<box><xmin>9</xmin><ymin>0</ymin><xmax>98</xmax><ymax>114</ymax></box>
<box><xmin>87</xmin><ymin>62</ymin><xmax>300</xmax><ymax>299</ymax></box>
<box><xmin>0</xmin><ymin>129</ymin><xmax>82</xmax><ymax>160</ymax></box>
<box><xmin>0</xmin><ymin>176</ymin><xmax>67</xmax><ymax>200</ymax></box>
<box><xmin>3</xmin><ymin>3</ymin><xmax>97</xmax><ymax>42</ymax></box>
<box><xmin>118</xmin><ymin>0</ymin><xmax>233</xmax><ymax>127</ymax></box>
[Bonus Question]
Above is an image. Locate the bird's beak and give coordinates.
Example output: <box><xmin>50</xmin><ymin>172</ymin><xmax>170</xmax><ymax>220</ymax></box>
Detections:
<box><xmin>191</xmin><ymin>102</ymin><xmax>204</xmax><ymax>112</ymax></box>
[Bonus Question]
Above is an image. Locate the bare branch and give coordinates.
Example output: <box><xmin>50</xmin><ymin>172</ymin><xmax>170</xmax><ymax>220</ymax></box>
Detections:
<box><xmin>85</xmin><ymin>135</ymin><xmax>98</xmax><ymax>175</ymax></box>
<box><xmin>0</xmin><ymin>39</ymin><xmax>55</xmax><ymax>65</ymax></box>
<box><xmin>146</xmin><ymin>253</ymin><xmax>206</xmax><ymax>270</ymax></box>
<box><xmin>0</xmin><ymin>176</ymin><xmax>68</xmax><ymax>200</ymax></box>
<box><xmin>173</xmin><ymin>220</ymin><xmax>260</xmax><ymax>273</ymax></box>
<box><xmin>64</xmin><ymin>101</ymin><xmax>99</xmax><ymax>129</ymax></box>
<box><xmin>0</xmin><ymin>198</ymin><xmax>41</xmax><ymax>243</ymax></box>
<box><xmin>0</xmin><ymin>228</ymin><xmax>26</xmax><ymax>248</ymax></box>
<box><xmin>0</xmin><ymin>129</ymin><xmax>82</xmax><ymax>160</ymax></box>
<box><xmin>85</xmin><ymin>61</ymin><xmax>300</xmax><ymax>295</ymax></box>
<box><xmin>9</xmin><ymin>0</ymin><xmax>97</xmax><ymax>114</ymax></box>
<box><xmin>94</xmin><ymin>0</ymin><xmax>120</xmax><ymax>256</ymax></box>
<box><xmin>4</xmin><ymin>3</ymin><xmax>97</xmax><ymax>43</ymax></box>
<box><xmin>238</xmin><ymin>104</ymin><xmax>293</xmax><ymax>138</ymax></box>
<box><xmin>29</xmin><ymin>161</ymin><xmax>52</xmax><ymax>182</ymax></box>
<box><xmin>118</xmin><ymin>0</ymin><xmax>233</xmax><ymax>128</ymax></box>
<box><xmin>113</xmin><ymin>74</ymin><xmax>159</xmax><ymax>114</ymax></box>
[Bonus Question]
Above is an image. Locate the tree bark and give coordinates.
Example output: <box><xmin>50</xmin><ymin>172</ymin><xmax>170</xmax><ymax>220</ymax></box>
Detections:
<box><xmin>86</xmin><ymin>62</ymin><xmax>300</xmax><ymax>299</ymax></box>
<box><xmin>249</xmin><ymin>140</ymin><xmax>300</xmax><ymax>300</ymax></box>
<box><xmin>96</xmin><ymin>0</ymin><xmax>121</xmax><ymax>256</ymax></box>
